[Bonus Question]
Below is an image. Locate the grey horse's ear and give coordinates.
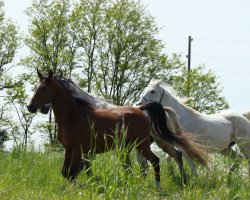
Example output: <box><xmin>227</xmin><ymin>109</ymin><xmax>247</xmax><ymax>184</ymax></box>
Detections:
<box><xmin>48</xmin><ymin>69</ymin><xmax>53</xmax><ymax>80</ymax></box>
<box><xmin>155</xmin><ymin>80</ymin><xmax>161</xmax><ymax>86</ymax></box>
<box><xmin>37</xmin><ymin>69</ymin><xmax>43</xmax><ymax>80</ymax></box>
<box><xmin>150</xmin><ymin>79</ymin><xmax>161</xmax><ymax>86</ymax></box>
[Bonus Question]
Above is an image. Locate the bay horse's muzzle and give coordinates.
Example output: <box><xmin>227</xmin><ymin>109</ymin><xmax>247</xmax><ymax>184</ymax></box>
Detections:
<box><xmin>27</xmin><ymin>103</ymin><xmax>50</xmax><ymax>114</ymax></box>
<box><xmin>39</xmin><ymin>104</ymin><xmax>50</xmax><ymax>114</ymax></box>
<box><xmin>27</xmin><ymin>104</ymin><xmax>38</xmax><ymax>113</ymax></box>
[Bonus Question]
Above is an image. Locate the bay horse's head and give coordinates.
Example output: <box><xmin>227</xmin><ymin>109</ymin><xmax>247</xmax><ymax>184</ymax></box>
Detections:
<box><xmin>27</xmin><ymin>69</ymin><xmax>54</xmax><ymax>113</ymax></box>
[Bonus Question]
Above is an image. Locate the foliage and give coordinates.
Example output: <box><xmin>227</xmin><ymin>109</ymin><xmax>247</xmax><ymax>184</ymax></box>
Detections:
<box><xmin>170</xmin><ymin>65</ymin><xmax>229</xmax><ymax>114</ymax></box>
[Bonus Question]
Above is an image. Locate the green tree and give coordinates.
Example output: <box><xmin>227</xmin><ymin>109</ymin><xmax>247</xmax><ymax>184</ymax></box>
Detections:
<box><xmin>95</xmin><ymin>0</ymin><xmax>164</xmax><ymax>105</ymax></box>
<box><xmin>0</xmin><ymin>1</ymin><xmax>21</xmax><ymax>148</ymax></box>
<box><xmin>71</xmin><ymin>0</ymin><xmax>175</xmax><ymax>105</ymax></box>
<box><xmin>70</xmin><ymin>0</ymin><xmax>108</xmax><ymax>93</ymax></box>
<box><xmin>24</xmin><ymin>0</ymin><xmax>74</xmax><ymax>144</ymax></box>
<box><xmin>171</xmin><ymin>65</ymin><xmax>229</xmax><ymax>114</ymax></box>
<box><xmin>24</xmin><ymin>0</ymin><xmax>72</xmax><ymax>75</ymax></box>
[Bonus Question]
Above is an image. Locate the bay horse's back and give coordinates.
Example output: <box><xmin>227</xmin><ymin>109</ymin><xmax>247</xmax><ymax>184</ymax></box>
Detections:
<box><xmin>108</xmin><ymin>106</ymin><xmax>152</xmax><ymax>142</ymax></box>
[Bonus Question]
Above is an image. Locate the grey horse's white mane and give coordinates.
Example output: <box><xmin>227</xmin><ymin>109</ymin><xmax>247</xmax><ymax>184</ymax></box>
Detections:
<box><xmin>149</xmin><ymin>80</ymin><xmax>187</xmax><ymax>103</ymax></box>
<box><xmin>149</xmin><ymin>80</ymin><xmax>200</xmax><ymax>115</ymax></box>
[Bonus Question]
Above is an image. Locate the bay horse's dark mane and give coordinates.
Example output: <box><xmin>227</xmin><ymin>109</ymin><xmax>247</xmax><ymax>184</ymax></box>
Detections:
<box><xmin>53</xmin><ymin>75</ymin><xmax>93</xmax><ymax>108</ymax></box>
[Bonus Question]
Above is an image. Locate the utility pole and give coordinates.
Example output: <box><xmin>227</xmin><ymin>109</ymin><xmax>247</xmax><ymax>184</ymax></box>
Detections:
<box><xmin>186</xmin><ymin>36</ymin><xmax>193</xmax><ymax>95</ymax></box>
<box><xmin>186</xmin><ymin>36</ymin><xmax>193</xmax><ymax>73</ymax></box>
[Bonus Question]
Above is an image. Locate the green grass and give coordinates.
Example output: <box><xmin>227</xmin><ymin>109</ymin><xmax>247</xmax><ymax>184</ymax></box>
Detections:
<box><xmin>0</xmin><ymin>147</ymin><xmax>249</xmax><ymax>199</ymax></box>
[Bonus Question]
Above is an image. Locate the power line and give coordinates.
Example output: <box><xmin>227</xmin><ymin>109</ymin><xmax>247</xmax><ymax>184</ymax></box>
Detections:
<box><xmin>213</xmin><ymin>70</ymin><xmax>250</xmax><ymax>75</ymax></box>
<box><xmin>194</xmin><ymin>37</ymin><xmax>250</xmax><ymax>44</ymax></box>
<box><xmin>165</xmin><ymin>36</ymin><xmax>250</xmax><ymax>44</ymax></box>
<box><xmin>193</xmin><ymin>54</ymin><xmax>250</xmax><ymax>61</ymax></box>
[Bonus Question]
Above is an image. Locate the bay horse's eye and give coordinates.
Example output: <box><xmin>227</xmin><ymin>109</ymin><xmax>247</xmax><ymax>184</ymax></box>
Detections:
<box><xmin>151</xmin><ymin>90</ymin><xmax>156</xmax><ymax>94</ymax></box>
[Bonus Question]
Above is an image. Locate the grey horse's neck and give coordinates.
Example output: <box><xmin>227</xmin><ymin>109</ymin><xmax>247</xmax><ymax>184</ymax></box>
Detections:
<box><xmin>161</xmin><ymin>89</ymin><xmax>205</xmax><ymax>130</ymax></box>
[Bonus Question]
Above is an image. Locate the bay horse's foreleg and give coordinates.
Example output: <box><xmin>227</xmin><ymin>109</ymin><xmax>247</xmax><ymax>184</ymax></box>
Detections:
<box><xmin>68</xmin><ymin>146</ymin><xmax>83</xmax><ymax>181</ymax></box>
<box><xmin>61</xmin><ymin>148</ymin><xmax>72</xmax><ymax>178</ymax></box>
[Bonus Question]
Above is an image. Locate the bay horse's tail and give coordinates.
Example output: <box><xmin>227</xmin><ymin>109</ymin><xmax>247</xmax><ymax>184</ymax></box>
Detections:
<box><xmin>140</xmin><ymin>102</ymin><xmax>207</xmax><ymax>167</ymax></box>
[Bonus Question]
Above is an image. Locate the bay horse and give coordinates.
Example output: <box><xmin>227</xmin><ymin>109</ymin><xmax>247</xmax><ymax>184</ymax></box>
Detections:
<box><xmin>137</xmin><ymin>80</ymin><xmax>250</xmax><ymax>176</ymax></box>
<box><xmin>27</xmin><ymin>70</ymin><xmax>207</xmax><ymax>188</ymax></box>
<box><xmin>39</xmin><ymin>76</ymin><xmax>195</xmax><ymax>182</ymax></box>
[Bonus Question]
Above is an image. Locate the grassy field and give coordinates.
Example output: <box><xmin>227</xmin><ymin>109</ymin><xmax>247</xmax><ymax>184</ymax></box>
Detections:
<box><xmin>0</xmin><ymin>146</ymin><xmax>249</xmax><ymax>200</ymax></box>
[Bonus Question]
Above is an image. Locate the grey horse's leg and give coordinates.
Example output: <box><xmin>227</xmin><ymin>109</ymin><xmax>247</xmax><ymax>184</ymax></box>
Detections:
<box><xmin>155</xmin><ymin>140</ymin><xmax>187</xmax><ymax>184</ymax></box>
<box><xmin>238</xmin><ymin>143</ymin><xmax>250</xmax><ymax>176</ymax></box>
<box><xmin>220</xmin><ymin>143</ymin><xmax>243</xmax><ymax>172</ymax></box>
<box><xmin>175</xmin><ymin>150</ymin><xmax>187</xmax><ymax>184</ymax></box>
<box><xmin>182</xmin><ymin>151</ymin><xmax>197</xmax><ymax>176</ymax></box>
<box><xmin>136</xmin><ymin>149</ymin><xmax>149</xmax><ymax>177</ymax></box>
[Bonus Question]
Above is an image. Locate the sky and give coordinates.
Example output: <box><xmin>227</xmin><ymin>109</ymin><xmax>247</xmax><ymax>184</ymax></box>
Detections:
<box><xmin>3</xmin><ymin>0</ymin><xmax>250</xmax><ymax>112</ymax></box>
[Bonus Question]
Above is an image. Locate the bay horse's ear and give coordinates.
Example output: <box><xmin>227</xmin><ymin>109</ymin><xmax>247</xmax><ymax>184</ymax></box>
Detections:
<box><xmin>37</xmin><ymin>69</ymin><xmax>43</xmax><ymax>80</ymax></box>
<box><xmin>48</xmin><ymin>69</ymin><xmax>53</xmax><ymax>80</ymax></box>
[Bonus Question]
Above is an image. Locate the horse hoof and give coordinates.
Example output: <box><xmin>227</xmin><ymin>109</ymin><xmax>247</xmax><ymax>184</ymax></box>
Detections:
<box><xmin>156</xmin><ymin>181</ymin><xmax>161</xmax><ymax>189</ymax></box>
<box><xmin>71</xmin><ymin>179</ymin><xmax>84</xmax><ymax>188</ymax></box>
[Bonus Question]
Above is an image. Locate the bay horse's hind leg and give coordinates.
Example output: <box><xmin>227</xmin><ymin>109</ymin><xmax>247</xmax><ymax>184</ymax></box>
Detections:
<box><xmin>136</xmin><ymin>150</ymin><xmax>149</xmax><ymax>177</ymax></box>
<box><xmin>121</xmin><ymin>140</ymin><xmax>134</xmax><ymax>173</ymax></box>
<box><xmin>136</xmin><ymin>143</ymin><xmax>161</xmax><ymax>188</ymax></box>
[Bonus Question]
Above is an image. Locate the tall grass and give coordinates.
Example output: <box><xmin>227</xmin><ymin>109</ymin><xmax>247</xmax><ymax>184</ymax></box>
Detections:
<box><xmin>0</xmin><ymin>145</ymin><xmax>250</xmax><ymax>199</ymax></box>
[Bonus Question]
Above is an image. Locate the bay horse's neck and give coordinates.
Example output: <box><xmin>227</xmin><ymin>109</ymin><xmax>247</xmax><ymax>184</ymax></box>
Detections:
<box><xmin>82</xmin><ymin>92</ymin><xmax>115</xmax><ymax>109</ymax></box>
<box><xmin>51</xmin><ymin>89</ymin><xmax>86</xmax><ymax>127</ymax></box>
<box><xmin>82</xmin><ymin>92</ymin><xmax>100</xmax><ymax>107</ymax></box>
